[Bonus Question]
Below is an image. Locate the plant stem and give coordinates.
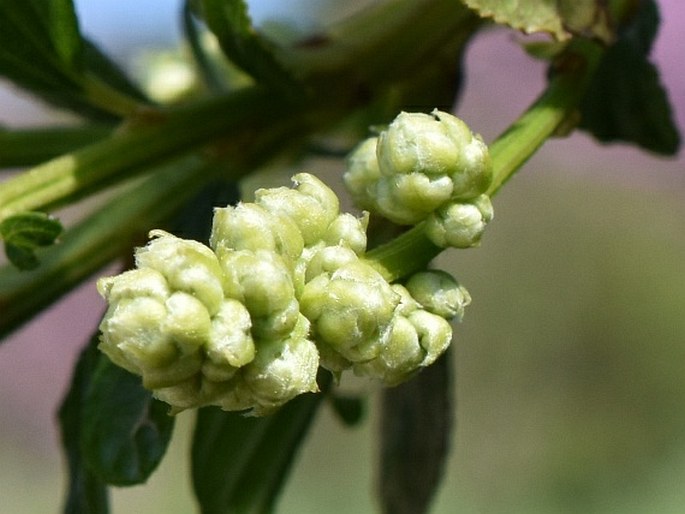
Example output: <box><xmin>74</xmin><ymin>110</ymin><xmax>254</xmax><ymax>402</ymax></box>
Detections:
<box><xmin>0</xmin><ymin>124</ymin><xmax>113</xmax><ymax>167</ymax></box>
<box><xmin>0</xmin><ymin>155</ymin><xmax>213</xmax><ymax>339</ymax></box>
<box><xmin>366</xmin><ymin>39</ymin><xmax>603</xmax><ymax>282</ymax></box>
<box><xmin>0</xmin><ymin>86</ymin><xmax>291</xmax><ymax>223</ymax></box>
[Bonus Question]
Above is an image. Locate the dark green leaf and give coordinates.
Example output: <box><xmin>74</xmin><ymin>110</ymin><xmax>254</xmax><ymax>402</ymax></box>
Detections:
<box><xmin>0</xmin><ymin>212</ymin><xmax>63</xmax><ymax>270</ymax></box>
<box><xmin>328</xmin><ymin>394</ymin><xmax>366</xmax><ymax>427</ymax></box>
<box><xmin>199</xmin><ymin>0</ymin><xmax>299</xmax><ymax>93</ymax></box>
<box><xmin>192</xmin><ymin>374</ymin><xmax>328</xmax><ymax>514</ymax></box>
<box><xmin>379</xmin><ymin>351</ymin><xmax>453</xmax><ymax>514</ymax></box>
<box><xmin>579</xmin><ymin>0</ymin><xmax>680</xmax><ymax>155</ymax></box>
<box><xmin>182</xmin><ymin>0</ymin><xmax>227</xmax><ymax>92</ymax></box>
<box><xmin>0</xmin><ymin>0</ymin><xmax>146</xmax><ymax>118</ymax></box>
<box><xmin>30</xmin><ymin>0</ymin><xmax>83</xmax><ymax>70</ymax></box>
<box><xmin>81</xmin><ymin>358</ymin><xmax>175</xmax><ymax>486</ymax></box>
<box><xmin>58</xmin><ymin>336</ymin><xmax>110</xmax><ymax>514</ymax></box>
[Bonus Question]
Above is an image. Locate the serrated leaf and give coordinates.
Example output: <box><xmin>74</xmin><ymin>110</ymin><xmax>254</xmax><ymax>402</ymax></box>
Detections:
<box><xmin>199</xmin><ymin>0</ymin><xmax>298</xmax><ymax>92</ymax></box>
<box><xmin>579</xmin><ymin>0</ymin><xmax>680</xmax><ymax>155</ymax></box>
<box><xmin>379</xmin><ymin>352</ymin><xmax>453</xmax><ymax>514</ymax></box>
<box><xmin>81</xmin><ymin>357</ymin><xmax>175</xmax><ymax>486</ymax></box>
<box><xmin>462</xmin><ymin>0</ymin><xmax>613</xmax><ymax>42</ymax></box>
<box><xmin>192</xmin><ymin>379</ymin><xmax>326</xmax><ymax>514</ymax></box>
<box><xmin>58</xmin><ymin>336</ymin><xmax>110</xmax><ymax>514</ymax></box>
<box><xmin>0</xmin><ymin>212</ymin><xmax>63</xmax><ymax>270</ymax></box>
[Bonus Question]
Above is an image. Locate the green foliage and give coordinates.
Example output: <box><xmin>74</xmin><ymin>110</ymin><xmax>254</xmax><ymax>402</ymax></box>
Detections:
<box><xmin>191</xmin><ymin>379</ymin><xmax>325</xmax><ymax>514</ymax></box>
<box><xmin>0</xmin><ymin>1</ymin><xmax>681</xmax><ymax>513</ymax></box>
<box><xmin>58</xmin><ymin>337</ymin><xmax>111</xmax><ymax>514</ymax></box>
<box><xmin>0</xmin><ymin>211</ymin><xmax>63</xmax><ymax>270</ymax></box>
<box><xmin>578</xmin><ymin>0</ymin><xmax>680</xmax><ymax>154</ymax></box>
<box><xmin>80</xmin><ymin>358</ymin><xmax>175</xmax><ymax>486</ymax></box>
<box><xmin>0</xmin><ymin>0</ymin><xmax>145</xmax><ymax>118</ymax></box>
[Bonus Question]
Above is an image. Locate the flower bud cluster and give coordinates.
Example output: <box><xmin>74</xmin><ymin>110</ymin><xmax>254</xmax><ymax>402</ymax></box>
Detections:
<box><xmin>98</xmin><ymin>173</ymin><xmax>469</xmax><ymax>414</ymax></box>
<box><xmin>344</xmin><ymin>109</ymin><xmax>494</xmax><ymax>248</ymax></box>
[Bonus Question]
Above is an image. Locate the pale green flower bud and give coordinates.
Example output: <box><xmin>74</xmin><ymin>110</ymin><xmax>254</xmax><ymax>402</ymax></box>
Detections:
<box><xmin>343</xmin><ymin>137</ymin><xmax>381</xmax><ymax>210</ymax></box>
<box><xmin>425</xmin><ymin>194</ymin><xmax>494</xmax><ymax>248</ymax></box>
<box><xmin>135</xmin><ymin>230</ymin><xmax>224</xmax><ymax>316</ymax></box>
<box><xmin>408</xmin><ymin>309</ymin><xmax>452</xmax><ymax>367</ymax></box>
<box><xmin>374</xmin><ymin>173</ymin><xmax>454</xmax><ymax>225</ymax></box>
<box><xmin>241</xmin><ymin>315</ymin><xmax>320</xmax><ymax>415</ymax></box>
<box><xmin>353</xmin><ymin>314</ymin><xmax>423</xmax><ymax>386</ymax></box>
<box><xmin>202</xmin><ymin>299</ymin><xmax>255</xmax><ymax>382</ymax></box>
<box><xmin>218</xmin><ymin>249</ymin><xmax>298</xmax><ymax>340</ymax></box>
<box><xmin>300</xmin><ymin>260</ymin><xmax>400</xmax><ymax>363</ymax></box>
<box><xmin>98</xmin><ymin>268</ymin><xmax>205</xmax><ymax>387</ymax></box>
<box><xmin>210</xmin><ymin>203</ymin><xmax>304</xmax><ymax>265</ymax></box>
<box><xmin>98</xmin><ymin>293</ymin><xmax>172</xmax><ymax>374</ymax></box>
<box><xmin>405</xmin><ymin>270</ymin><xmax>471</xmax><ymax>321</ymax></box>
<box><xmin>255</xmin><ymin>173</ymin><xmax>339</xmax><ymax>246</ymax></box>
<box><xmin>376</xmin><ymin>109</ymin><xmax>492</xmax><ymax>201</ymax></box>
<box><xmin>304</xmin><ymin>245</ymin><xmax>359</xmax><ymax>283</ymax></box>
<box><xmin>323</xmin><ymin>212</ymin><xmax>369</xmax><ymax>255</ymax></box>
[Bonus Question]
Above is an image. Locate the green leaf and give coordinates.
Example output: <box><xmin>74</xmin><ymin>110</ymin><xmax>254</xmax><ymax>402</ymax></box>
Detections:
<box><xmin>198</xmin><ymin>0</ymin><xmax>298</xmax><ymax>93</ymax></box>
<box><xmin>192</xmin><ymin>375</ymin><xmax>327</xmax><ymax>514</ymax></box>
<box><xmin>379</xmin><ymin>352</ymin><xmax>453</xmax><ymax>514</ymax></box>
<box><xmin>328</xmin><ymin>394</ymin><xmax>366</xmax><ymax>427</ymax></box>
<box><xmin>58</xmin><ymin>336</ymin><xmax>110</xmax><ymax>514</ymax></box>
<box><xmin>29</xmin><ymin>0</ymin><xmax>83</xmax><ymax>70</ymax></box>
<box><xmin>578</xmin><ymin>0</ymin><xmax>680</xmax><ymax>155</ymax></box>
<box><xmin>0</xmin><ymin>212</ymin><xmax>63</xmax><ymax>270</ymax></box>
<box><xmin>81</xmin><ymin>357</ymin><xmax>175</xmax><ymax>486</ymax></box>
<box><xmin>0</xmin><ymin>0</ymin><xmax>145</xmax><ymax>118</ymax></box>
<box><xmin>462</xmin><ymin>0</ymin><xmax>613</xmax><ymax>42</ymax></box>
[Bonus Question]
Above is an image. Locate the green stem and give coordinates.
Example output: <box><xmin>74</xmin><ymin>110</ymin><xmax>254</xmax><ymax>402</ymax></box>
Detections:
<box><xmin>0</xmin><ymin>155</ymin><xmax>214</xmax><ymax>339</ymax></box>
<box><xmin>0</xmin><ymin>86</ymin><xmax>291</xmax><ymax>223</ymax></box>
<box><xmin>0</xmin><ymin>124</ymin><xmax>113</xmax><ymax>168</ymax></box>
<box><xmin>367</xmin><ymin>39</ymin><xmax>603</xmax><ymax>282</ymax></box>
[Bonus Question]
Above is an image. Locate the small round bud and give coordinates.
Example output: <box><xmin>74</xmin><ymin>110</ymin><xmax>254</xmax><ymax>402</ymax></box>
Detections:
<box><xmin>210</xmin><ymin>203</ymin><xmax>304</xmax><ymax>265</ymax></box>
<box><xmin>242</xmin><ymin>315</ymin><xmax>320</xmax><ymax>415</ymax></box>
<box><xmin>324</xmin><ymin>212</ymin><xmax>369</xmax><ymax>255</ymax></box>
<box><xmin>343</xmin><ymin>137</ymin><xmax>381</xmax><ymax>210</ymax></box>
<box><xmin>162</xmin><ymin>291</ymin><xmax>212</xmax><ymax>351</ymax></box>
<box><xmin>408</xmin><ymin>309</ymin><xmax>453</xmax><ymax>367</ymax></box>
<box><xmin>135</xmin><ymin>230</ymin><xmax>224</xmax><ymax>316</ymax></box>
<box><xmin>304</xmin><ymin>245</ymin><xmax>359</xmax><ymax>284</ymax></box>
<box><xmin>425</xmin><ymin>194</ymin><xmax>494</xmax><ymax>248</ymax></box>
<box><xmin>405</xmin><ymin>270</ymin><xmax>471</xmax><ymax>321</ymax></box>
<box><xmin>300</xmin><ymin>260</ymin><xmax>400</xmax><ymax>362</ymax></box>
<box><xmin>374</xmin><ymin>173</ymin><xmax>454</xmax><ymax>225</ymax></box>
<box><xmin>353</xmin><ymin>314</ymin><xmax>423</xmax><ymax>385</ymax></box>
<box><xmin>202</xmin><ymin>299</ymin><xmax>255</xmax><ymax>382</ymax></box>
<box><xmin>255</xmin><ymin>173</ymin><xmax>339</xmax><ymax>246</ymax></box>
<box><xmin>218</xmin><ymin>249</ymin><xmax>298</xmax><ymax>340</ymax></box>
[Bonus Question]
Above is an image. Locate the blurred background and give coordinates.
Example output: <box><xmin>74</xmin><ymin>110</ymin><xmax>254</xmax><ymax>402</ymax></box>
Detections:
<box><xmin>0</xmin><ymin>1</ymin><xmax>683</xmax><ymax>513</ymax></box>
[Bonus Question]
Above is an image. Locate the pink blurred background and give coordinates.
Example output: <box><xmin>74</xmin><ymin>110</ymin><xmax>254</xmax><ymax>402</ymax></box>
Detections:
<box><xmin>0</xmin><ymin>1</ymin><xmax>683</xmax><ymax>512</ymax></box>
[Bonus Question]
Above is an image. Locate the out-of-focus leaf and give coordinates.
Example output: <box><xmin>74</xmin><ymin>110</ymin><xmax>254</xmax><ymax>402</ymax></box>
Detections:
<box><xmin>379</xmin><ymin>351</ymin><xmax>453</xmax><ymax>514</ymax></box>
<box><xmin>578</xmin><ymin>0</ymin><xmax>680</xmax><ymax>155</ymax></box>
<box><xmin>0</xmin><ymin>212</ymin><xmax>63</xmax><ymax>270</ymax></box>
<box><xmin>328</xmin><ymin>394</ymin><xmax>366</xmax><ymax>427</ymax></box>
<box><xmin>0</xmin><ymin>124</ymin><xmax>113</xmax><ymax>168</ymax></box>
<box><xmin>29</xmin><ymin>0</ymin><xmax>83</xmax><ymax>69</ymax></box>
<box><xmin>192</xmin><ymin>376</ymin><xmax>327</xmax><ymax>514</ymax></box>
<box><xmin>0</xmin><ymin>0</ymin><xmax>146</xmax><ymax>118</ymax></box>
<box><xmin>81</xmin><ymin>358</ymin><xmax>175</xmax><ymax>486</ymax></box>
<box><xmin>198</xmin><ymin>0</ymin><xmax>298</xmax><ymax>93</ymax></box>
<box><xmin>58</xmin><ymin>336</ymin><xmax>110</xmax><ymax>514</ymax></box>
<box><xmin>462</xmin><ymin>0</ymin><xmax>613</xmax><ymax>42</ymax></box>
